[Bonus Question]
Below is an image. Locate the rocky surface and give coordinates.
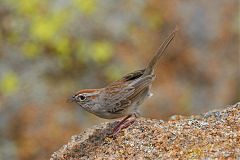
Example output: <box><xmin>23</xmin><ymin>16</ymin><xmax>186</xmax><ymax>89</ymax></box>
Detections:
<box><xmin>51</xmin><ymin>102</ymin><xmax>240</xmax><ymax>159</ymax></box>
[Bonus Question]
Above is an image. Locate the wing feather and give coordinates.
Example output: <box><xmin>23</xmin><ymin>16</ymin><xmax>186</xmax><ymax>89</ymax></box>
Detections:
<box><xmin>101</xmin><ymin>72</ymin><xmax>154</xmax><ymax>114</ymax></box>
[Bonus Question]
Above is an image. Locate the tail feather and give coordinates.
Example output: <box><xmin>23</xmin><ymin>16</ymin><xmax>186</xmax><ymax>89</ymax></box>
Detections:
<box><xmin>144</xmin><ymin>27</ymin><xmax>178</xmax><ymax>76</ymax></box>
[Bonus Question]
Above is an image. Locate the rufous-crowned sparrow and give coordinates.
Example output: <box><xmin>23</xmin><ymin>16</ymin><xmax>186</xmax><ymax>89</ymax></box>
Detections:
<box><xmin>68</xmin><ymin>28</ymin><xmax>177</xmax><ymax>135</ymax></box>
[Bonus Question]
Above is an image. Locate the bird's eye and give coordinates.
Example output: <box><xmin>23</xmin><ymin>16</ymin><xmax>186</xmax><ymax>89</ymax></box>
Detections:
<box><xmin>78</xmin><ymin>94</ymin><xmax>86</xmax><ymax>101</ymax></box>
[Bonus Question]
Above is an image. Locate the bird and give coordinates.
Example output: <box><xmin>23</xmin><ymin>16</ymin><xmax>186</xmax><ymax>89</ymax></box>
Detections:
<box><xmin>68</xmin><ymin>27</ymin><xmax>177</xmax><ymax>135</ymax></box>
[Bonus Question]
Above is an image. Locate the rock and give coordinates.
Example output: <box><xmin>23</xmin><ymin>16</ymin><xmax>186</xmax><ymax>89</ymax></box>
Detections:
<box><xmin>51</xmin><ymin>102</ymin><xmax>240</xmax><ymax>159</ymax></box>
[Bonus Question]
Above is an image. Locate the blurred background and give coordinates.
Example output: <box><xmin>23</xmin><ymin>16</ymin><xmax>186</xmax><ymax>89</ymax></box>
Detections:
<box><xmin>0</xmin><ymin>0</ymin><xmax>239</xmax><ymax>159</ymax></box>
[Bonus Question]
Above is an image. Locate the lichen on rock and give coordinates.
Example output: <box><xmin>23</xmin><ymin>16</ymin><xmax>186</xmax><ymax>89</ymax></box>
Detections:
<box><xmin>51</xmin><ymin>102</ymin><xmax>240</xmax><ymax>159</ymax></box>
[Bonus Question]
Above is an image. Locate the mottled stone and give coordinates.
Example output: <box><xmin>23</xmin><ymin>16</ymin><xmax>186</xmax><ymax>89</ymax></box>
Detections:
<box><xmin>51</xmin><ymin>102</ymin><xmax>240</xmax><ymax>160</ymax></box>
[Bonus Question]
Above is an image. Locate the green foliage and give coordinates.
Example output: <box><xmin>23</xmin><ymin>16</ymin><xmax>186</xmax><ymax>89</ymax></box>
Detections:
<box><xmin>22</xmin><ymin>42</ymin><xmax>39</xmax><ymax>58</ymax></box>
<box><xmin>91</xmin><ymin>41</ymin><xmax>113</xmax><ymax>63</ymax></box>
<box><xmin>145</xmin><ymin>11</ymin><xmax>163</xmax><ymax>29</ymax></box>
<box><xmin>75</xmin><ymin>40</ymin><xmax>90</xmax><ymax>63</ymax></box>
<box><xmin>148</xmin><ymin>14</ymin><xmax>163</xmax><ymax>29</ymax></box>
<box><xmin>2</xmin><ymin>0</ymin><xmax>113</xmax><ymax>73</ymax></box>
<box><xmin>16</xmin><ymin>0</ymin><xmax>41</xmax><ymax>15</ymax></box>
<box><xmin>75</xmin><ymin>40</ymin><xmax>114</xmax><ymax>64</ymax></box>
<box><xmin>0</xmin><ymin>72</ymin><xmax>19</xmax><ymax>95</ymax></box>
<box><xmin>105</xmin><ymin>65</ymin><xmax>123</xmax><ymax>81</ymax></box>
<box><xmin>74</xmin><ymin>0</ymin><xmax>96</xmax><ymax>15</ymax></box>
<box><xmin>30</xmin><ymin>13</ymin><xmax>68</xmax><ymax>42</ymax></box>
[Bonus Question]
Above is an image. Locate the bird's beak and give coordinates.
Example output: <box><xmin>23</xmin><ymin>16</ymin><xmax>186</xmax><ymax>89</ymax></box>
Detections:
<box><xmin>66</xmin><ymin>96</ymin><xmax>75</xmax><ymax>103</ymax></box>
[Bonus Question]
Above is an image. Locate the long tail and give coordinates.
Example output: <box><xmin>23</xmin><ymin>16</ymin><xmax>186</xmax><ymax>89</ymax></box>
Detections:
<box><xmin>143</xmin><ymin>27</ymin><xmax>178</xmax><ymax>76</ymax></box>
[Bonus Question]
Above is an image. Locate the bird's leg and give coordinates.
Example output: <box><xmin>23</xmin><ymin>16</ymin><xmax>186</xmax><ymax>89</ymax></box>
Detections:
<box><xmin>112</xmin><ymin>113</ymin><xmax>138</xmax><ymax>135</ymax></box>
<box><xmin>112</xmin><ymin>114</ymin><xmax>132</xmax><ymax>133</ymax></box>
<box><xmin>112</xmin><ymin>118</ymin><xmax>136</xmax><ymax>136</ymax></box>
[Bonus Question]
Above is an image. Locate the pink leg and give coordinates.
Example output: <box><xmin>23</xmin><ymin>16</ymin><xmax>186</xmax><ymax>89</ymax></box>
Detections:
<box><xmin>112</xmin><ymin>113</ymin><xmax>137</xmax><ymax>135</ymax></box>
<box><xmin>112</xmin><ymin>114</ymin><xmax>132</xmax><ymax>133</ymax></box>
<box><xmin>112</xmin><ymin>118</ymin><xmax>136</xmax><ymax>136</ymax></box>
